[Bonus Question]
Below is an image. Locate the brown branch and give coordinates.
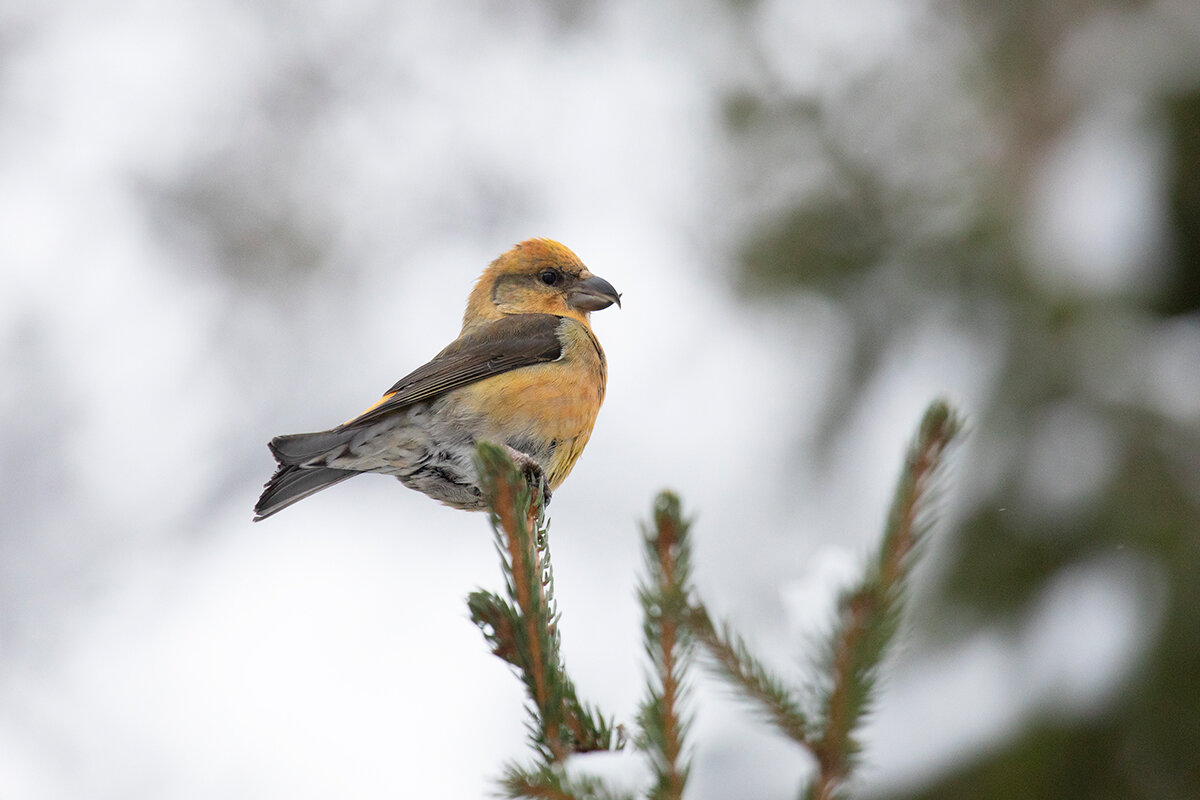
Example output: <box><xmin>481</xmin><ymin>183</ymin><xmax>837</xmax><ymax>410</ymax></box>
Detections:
<box><xmin>655</xmin><ymin>507</ymin><xmax>686</xmax><ymax>799</ymax></box>
<box><xmin>811</xmin><ymin>402</ymin><xmax>960</xmax><ymax>800</ymax></box>
<box><xmin>637</xmin><ymin>492</ymin><xmax>695</xmax><ymax>800</ymax></box>
<box><xmin>492</xmin><ymin>469</ymin><xmax>565</xmax><ymax>762</ymax></box>
<box><xmin>811</xmin><ymin>588</ymin><xmax>873</xmax><ymax>800</ymax></box>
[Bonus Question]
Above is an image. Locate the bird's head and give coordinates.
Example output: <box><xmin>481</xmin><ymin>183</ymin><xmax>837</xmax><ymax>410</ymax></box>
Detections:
<box><xmin>463</xmin><ymin>239</ymin><xmax>621</xmax><ymax>331</ymax></box>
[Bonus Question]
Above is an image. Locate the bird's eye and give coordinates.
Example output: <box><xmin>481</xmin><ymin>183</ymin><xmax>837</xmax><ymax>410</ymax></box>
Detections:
<box><xmin>539</xmin><ymin>269</ymin><xmax>560</xmax><ymax>286</ymax></box>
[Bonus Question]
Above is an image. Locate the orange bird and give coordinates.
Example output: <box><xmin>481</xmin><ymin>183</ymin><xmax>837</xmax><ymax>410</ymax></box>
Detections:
<box><xmin>254</xmin><ymin>239</ymin><xmax>620</xmax><ymax>520</ymax></box>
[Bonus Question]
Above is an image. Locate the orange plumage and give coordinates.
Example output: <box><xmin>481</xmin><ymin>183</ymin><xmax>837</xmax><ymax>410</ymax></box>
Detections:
<box><xmin>254</xmin><ymin>239</ymin><xmax>620</xmax><ymax>520</ymax></box>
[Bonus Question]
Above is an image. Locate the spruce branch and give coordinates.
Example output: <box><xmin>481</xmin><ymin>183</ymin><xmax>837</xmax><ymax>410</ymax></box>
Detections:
<box><xmin>688</xmin><ymin>606</ymin><xmax>811</xmax><ymax>747</ymax></box>
<box><xmin>470</xmin><ymin>443</ymin><xmax>623</xmax><ymax>777</ymax></box>
<box><xmin>807</xmin><ymin>400</ymin><xmax>962</xmax><ymax>800</ymax></box>
<box><xmin>636</xmin><ymin>492</ymin><xmax>695</xmax><ymax>800</ymax></box>
<box><xmin>468</xmin><ymin>401</ymin><xmax>960</xmax><ymax>800</ymax></box>
<box><xmin>474</xmin><ymin>442</ymin><xmax>567</xmax><ymax>762</ymax></box>
<box><xmin>499</xmin><ymin>763</ymin><xmax>637</xmax><ymax>800</ymax></box>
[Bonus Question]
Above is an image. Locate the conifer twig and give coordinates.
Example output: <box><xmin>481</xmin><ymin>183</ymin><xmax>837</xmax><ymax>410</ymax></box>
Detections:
<box><xmin>636</xmin><ymin>492</ymin><xmax>695</xmax><ymax>800</ymax></box>
<box><xmin>473</xmin><ymin>442</ymin><xmax>567</xmax><ymax>761</ymax></box>
<box><xmin>468</xmin><ymin>443</ymin><xmax>623</xmax><ymax>795</ymax></box>
<box><xmin>681</xmin><ymin>401</ymin><xmax>959</xmax><ymax>799</ymax></box>
<box><xmin>808</xmin><ymin>400</ymin><xmax>961</xmax><ymax>800</ymax></box>
<box><xmin>499</xmin><ymin>764</ymin><xmax>636</xmax><ymax>800</ymax></box>
<box><xmin>468</xmin><ymin>401</ymin><xmax>960</xmax><ymax>800</ymax></box>
<box><xmin>688</xmin><ymin>606</ymin><xmax>811</xmax><ymax>746</ymax></box>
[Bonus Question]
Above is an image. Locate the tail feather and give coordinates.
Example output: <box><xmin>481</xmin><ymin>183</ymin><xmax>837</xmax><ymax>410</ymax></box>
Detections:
<box><xmin>254</xmin><ymin>464</ymin><xmax>357</xmax><ymax>521</ymax></box>
<box><xmin>255</xmin><ymin>427</ymin><xmax>361</xmax><ymax>520</ymax></box>
<box><xmin>269</xmin><ymin>428</ymin><xmax>357</xmax><ymax>465</ymax></box>
<box><xmin>256</xmin><ymin>426</ymin><xmax>376</xmax><ymax>520</ymax></box>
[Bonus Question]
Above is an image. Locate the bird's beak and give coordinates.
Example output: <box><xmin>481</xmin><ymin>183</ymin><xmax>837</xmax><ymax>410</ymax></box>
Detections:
<box><xmin>569</xmin><ymin>274</ymin><xmax>622</xmax><ymax>311</ymax></box>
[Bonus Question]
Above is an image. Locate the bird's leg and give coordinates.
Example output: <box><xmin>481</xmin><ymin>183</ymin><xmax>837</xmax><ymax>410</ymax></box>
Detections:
<box><xmin>504</xmin><ymin>445</ymin><xmax>552</xmax><ymax>507</ymax></box>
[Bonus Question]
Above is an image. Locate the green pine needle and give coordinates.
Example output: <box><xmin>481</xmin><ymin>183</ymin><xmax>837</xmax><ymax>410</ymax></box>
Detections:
<box><xmin>807</xmin><ymin>400</ymin><xmax>962</xmax><ymax>799</ymax></box>
<box><xmin>690</xmin><ymin>606</ymin><xmax>812</xmax><ymax>746</ymax></box>
<box><xmin>635</xmin><ymin>491</ymin><xmax>696</xmax><ymax>800</ymax></box>
<box><xmin>470</xmin><ymin>443</ymin><xmax>624</xmax><ymax>773</ymax></box>
<box><xmin>469</xmin><ymin>401</ymin><xmax>961</xmax><ymax>800</ymax></box>
<box><xmin>499</xmin><ymin>762</ymin><xmax>637</xmax><ymax>800</ymax></box>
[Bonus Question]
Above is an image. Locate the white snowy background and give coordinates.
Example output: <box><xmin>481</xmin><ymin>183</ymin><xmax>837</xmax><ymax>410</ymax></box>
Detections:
<box><xmin>2</xmin><ymin>2</ymin><xmax>1195</xmax><ymax>798</ymax></box>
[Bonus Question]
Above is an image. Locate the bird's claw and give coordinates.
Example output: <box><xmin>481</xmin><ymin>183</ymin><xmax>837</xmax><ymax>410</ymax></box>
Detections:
<box><xmin>504</xmin><ymin>446</ymin><xmax>552</xmax><ymax>507</ymax></box>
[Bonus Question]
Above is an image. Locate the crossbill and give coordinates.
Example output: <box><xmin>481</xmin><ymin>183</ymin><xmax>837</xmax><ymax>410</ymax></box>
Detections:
<box><xmin>254</xmin><ymin>238</ymin><xmax>620</xmax><ymax>521</ymax></box>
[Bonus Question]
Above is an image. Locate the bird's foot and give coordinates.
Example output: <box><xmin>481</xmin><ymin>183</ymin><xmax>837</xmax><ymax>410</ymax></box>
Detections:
<box><xmin>504</xmin><ymin>446</ymin><xmax>552</xmax><ymax>507</ymax></box>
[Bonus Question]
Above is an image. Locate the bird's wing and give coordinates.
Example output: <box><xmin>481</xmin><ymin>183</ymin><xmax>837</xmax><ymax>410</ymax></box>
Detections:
<box><xmin>343</xmin><ymin>313</ymin><xmax>564</xmax><ymax>427</ymax></box>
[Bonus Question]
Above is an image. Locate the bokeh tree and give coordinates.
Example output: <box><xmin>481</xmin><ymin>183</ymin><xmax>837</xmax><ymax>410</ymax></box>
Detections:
<box><xmin>718</xmin><ymin>1</ymin><xmax>1200</xmax><ymax>797</ymax></box>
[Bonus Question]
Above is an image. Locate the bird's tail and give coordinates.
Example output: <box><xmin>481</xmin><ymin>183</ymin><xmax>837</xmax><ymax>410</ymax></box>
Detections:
<box><xmin>253</xmin><ymin>430</ymin><xmax>359</xmax><ymax>521</ymax></box>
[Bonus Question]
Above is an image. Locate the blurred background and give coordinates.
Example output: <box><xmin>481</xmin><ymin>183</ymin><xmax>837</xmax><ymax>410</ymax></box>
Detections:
<box><xmin>2</xmin><ymin>1</ymin><xmax>1198</xmax><ymax>798</ymax></box>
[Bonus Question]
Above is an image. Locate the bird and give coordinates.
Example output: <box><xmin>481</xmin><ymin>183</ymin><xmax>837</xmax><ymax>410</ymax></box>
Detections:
<box><xmin>254</xmin><ymin>238</ymin><xmax>621</xmax><ymax>521</ymax></box>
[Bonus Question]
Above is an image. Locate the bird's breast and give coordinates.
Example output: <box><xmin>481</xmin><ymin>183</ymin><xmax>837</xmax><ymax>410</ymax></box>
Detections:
<box><xmin>444</xmin><ymin>319</ymin><xmax>606</xmax><ymax>487</ymax></box>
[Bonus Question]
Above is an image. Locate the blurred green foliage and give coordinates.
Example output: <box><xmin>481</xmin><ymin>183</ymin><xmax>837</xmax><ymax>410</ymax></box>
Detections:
<box><xmin>723</xmin><ymin>2</ymin><xmax>1200</xmax><ymax>797</ymax></box>
<box><xmin>1161</xmin><ymin>92</ymin><xmax>1200</xmax><ymax>316</ymax></box>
